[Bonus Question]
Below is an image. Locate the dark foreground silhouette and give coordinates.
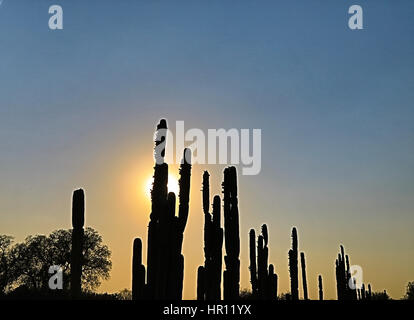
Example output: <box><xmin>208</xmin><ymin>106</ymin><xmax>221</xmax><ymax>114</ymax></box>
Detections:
<box><xmin>1</xmin><ymin>119</ymin><xmax>413</xmax><ymax>302</ymax></box>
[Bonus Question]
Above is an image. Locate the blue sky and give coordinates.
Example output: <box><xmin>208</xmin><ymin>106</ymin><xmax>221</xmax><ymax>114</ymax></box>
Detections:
<box><xmin>0</xmin><ymin>0</ymin><xmax>413</xmax><ymax>298</ymax></box>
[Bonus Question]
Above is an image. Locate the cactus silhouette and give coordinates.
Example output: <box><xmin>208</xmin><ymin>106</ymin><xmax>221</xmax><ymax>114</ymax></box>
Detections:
<box><xmin>197</xmin><ymin>266</ymin><xmax>205</xmax><ymax>301</ymax></box>
<box><xmin>249</xmin><ymin>224</ymin><xmax>278</xmax><ymax>299</ymax></box>
<box><xmin>222</xmin><ymin>166</ymin><xmax>240</xmax><ymax>300</ymax></box>
<box><xmin>257</xmin><ymin>225</ymin><xmax>268</xmax><ymax>299</ymax></box>
<box><xmin>145</xmin><ymin>119</ymin><xmax>192</xmax><ymax>299</ymax></box>
<box><xmin>132</xmin><ymin>238</ymin><xmax>145</xmax><ymax>300</ymax></box>
<box><xmin>335</xmin><ymin>245</ymin><xmax>357</xmax><ymax>300</ymax></box>
<box><xmin>257</xmin><ymin>234</ymin><xmax>266</xmax><ymax>298</ymax></box>
<box><xmin>249</xmin><ymin>229</ymin><xmax>258</xmax><ymax>297</ymax></box>
<box><xmin>361</xmin><ymin>283</ymin><xmax>366</xmax><ymax>300</ymax></box>
<box><xmin>358</xmin><ymin>283</ymin><xmax>373</xmax><ymax>301</ymax></box>
<box><xmin>197</xmin><ymin>171</ymin><xmax>223</xmax><ymax>300</ymax></box>
<box><xmin>268</xmin><ymin>264</ymin><xmax>278</xmax><ymax>300</ymax></box>
<box><xmin>288</xmin><ymin>227</ymin><xmax>299</xmax><ymax>300</ymax></box>
<box><xmin>129</xmin><ymin>120</ymin><xmax>388</xmax><ymax>302</ymax></box>
<box><xmin>318</xmin><ymin>275</ymin><xmax>323</xmax><ymax>300</ymax></box>
<box><xmin>2</xmin><ymin>117</ymin><xmax>393</xmax><ymax>302</ymax></box>
<box><xmin>300</xmin><ymin>252</ymin><xmax>308</xmax><ymax>300</ymax></box>
<box><xmin>71</xmin><ymin>189</ymin><xmax>84</xmax><ymax>299</ymax></box>
<box><xmin>146</xmin><ymin>120</ymin><xmax>168</xmax><ymax>299</ymax></box>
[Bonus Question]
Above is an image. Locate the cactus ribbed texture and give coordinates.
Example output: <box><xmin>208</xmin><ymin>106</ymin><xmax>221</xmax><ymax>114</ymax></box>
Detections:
<box><xmin>335</xmin><ymin>245</ymin><xmax>357</xmax><ymax>300</ymax></box>
<box><xmin>249</xmin><ymin>224</ymin><xmax>278</xmax><ymax>299</ymax></box>
<box><xmin>197</xmin><ymin>171</ymin><xmax>223</xmax><ymax>300</ymax></box>
<box><xmin>145</xmin><ymin>119</ymin><xmax>192</xmax><ymax>299</ymax></box>
<box><xmin>288</xmin><ymin>227</ymin><xmax>299</xmax><ymax>300</ymax></box>
<box><xmin>318</xmin><ymin>275</ymin><xmax>323</xmax><ymax>300</ymax></box>
<box><xmin>222</xmin><ymin>166</ymin><xmax>240</xmax><ymax>300</ymax></box>
<box><xmin>71</xmin><ymin>189</ymin><xmax>84</xmax><ymax>299</ymax></box>
<box><xmin>132</xmin><ymin>238</ymin><xmax>146</xmax><ymax>300</ymax></box>
<box><xmin>300</xmin><ymin>252</ymin><xmax>308</xmax><ymax>300</ymax></box>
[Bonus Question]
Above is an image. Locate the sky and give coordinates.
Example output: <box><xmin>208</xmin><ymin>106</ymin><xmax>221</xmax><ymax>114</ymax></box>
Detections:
<box><xmin>0</xmin><ymin>0</ymin><xmax>413</xmax><ymax>299</ymax></box>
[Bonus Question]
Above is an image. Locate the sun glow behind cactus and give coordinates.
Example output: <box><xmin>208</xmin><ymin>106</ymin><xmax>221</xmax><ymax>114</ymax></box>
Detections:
<box><xmin>145</xmin><ymin>174</ymin><xmax>179</xmax><ymax>198</ymax></box>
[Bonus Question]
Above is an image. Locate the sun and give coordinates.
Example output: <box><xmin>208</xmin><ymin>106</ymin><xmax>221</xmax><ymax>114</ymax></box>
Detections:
<box><xmin>145</xmin><ymin>174</ymin><xmax>179</xmax><ymax>198</ymax></box>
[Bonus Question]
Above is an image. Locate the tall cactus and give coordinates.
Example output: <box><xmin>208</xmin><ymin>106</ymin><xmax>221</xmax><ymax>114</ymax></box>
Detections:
<box><xmin>318</xmin><ymin>275</ymin><xmax>323</xmax><ymax>300</ymax></box>
<box><xmin>300</xmin><ymin>252</ymin><xmax>308</xmax><ymax>300</ymax></box>
<box><xmin>249</xmin><ymin>229</ymin><xmax>258</xmax><ymax>297</ymax></box>
<box><xmin>146</xmin><ymin>120</ymin><xmax>168</xmax><ymax>299</ymax></box>
<box><xmin>146</xmin><ymin>119</ymin><xmax>192</xmax><ymax>299</ymax></box>
<box><xmin>367</xmin><ymin>284</ymin><xmax>372</xmax><ymax>300</ymax></box>
<box><xmin>361</xmin><ymin>283</ymin><xmax>366</xmax><ymax>300</ymax></box>
<box><xmin>197</xmin><ymin>171</ymin><xmax>223</xmax><ymax>300</ymax></box>
<box><xmin>335</xmin><ymin>245</ymin><xmax>346</xmax><ymax>300</ymax></box>
<box><xmin>249</xmin><ymin>224</ymin><xmax>277</xmax><ymax>300</ymax></box>
<box><xmin>132</xmin><ymin>238</ymin><xmax>146</xmax><ymax>300</ymax></box>
<box><xmin>222</xmin><ymin>166</ymin><xmax>240</xmax><ymax>300</ymax></box>
<box><xmin>257</xmin><ymin>226</ymin><xmax>268</xmax><ymax>299</ymax></box>
<box><xmin>169</xmin><ymin>147</ymin><xmax>192</xmax><ymax>299</ymax></box>
<box><xmin>71</xmin><ymin>189</ymin><xmax>84</xmax><ymax>299</ymax></box>
<box><xmin>288</xmin><ymin>227</ymin><xmax>299</xmax><ymax>300</ymax></box>
<box><xmin>335</xmin><ymin>245</ymin><xmax>357</xmax><ymax>300</ymax></box>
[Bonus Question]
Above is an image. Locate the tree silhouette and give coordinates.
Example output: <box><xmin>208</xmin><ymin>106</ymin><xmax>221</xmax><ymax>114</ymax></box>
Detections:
<box><xmin>4</xmin><ymin>228</ymin><xmax>111</xmax><ymax>294</ymax></box>
<box><xmin>404</xmin><ymin>281</ymin><xmax>414</xmax><ymax>300</ymax></box>
<box><xmin>239</xmin><ymin>288</ymin><xmax>254</xmax><ymax>300</ymax></box>
<box><xmin>0</xmin><ymin>235</ymin><xmax>15</xmax><ymax>294</ymax></box>
<box><xmin>115</xmin><ymin>288</ymin><xmax>132</xmax><ymax>300</ymax></box>
<box><xmin>371</xmin><ymin>290</ymin><xmax>390</xmax><ymax>300</ymax></box>
<box><xmin>10</xmin><ymin>235</ymin><xmax>51</xmax><ymax>291</ymax></box>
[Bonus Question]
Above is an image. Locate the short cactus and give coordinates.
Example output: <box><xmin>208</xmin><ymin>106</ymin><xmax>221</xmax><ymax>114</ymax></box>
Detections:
<box><xmin>249</xmin><ymin>224</ymin><xmax>278</xmax><ymax>299</ymax></box>
<box><xmin>132</xmin><ymin>238</ymin><xmax>145</xmax><ymax>300</ymax></box>
<box><xmin>318</xmin><ymin>275</ymin><xmax>323</xmax><ymax>300</ymax></box>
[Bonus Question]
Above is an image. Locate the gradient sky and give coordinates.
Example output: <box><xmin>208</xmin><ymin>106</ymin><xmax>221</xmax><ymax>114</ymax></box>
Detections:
<box><xmin>0</xmin><ymin>0</ymin><xmax>413</xmax><ymax>299</ymax></box>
